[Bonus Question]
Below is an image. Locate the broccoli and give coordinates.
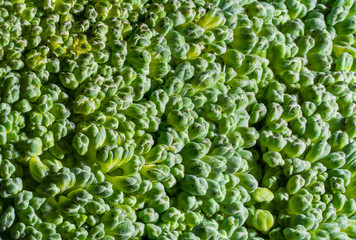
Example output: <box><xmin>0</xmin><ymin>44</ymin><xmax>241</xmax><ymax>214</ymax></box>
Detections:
<box><xmin>0</xmin><ymin>0</ymin><xmax>356</xmax><ymax>239</ymax></box>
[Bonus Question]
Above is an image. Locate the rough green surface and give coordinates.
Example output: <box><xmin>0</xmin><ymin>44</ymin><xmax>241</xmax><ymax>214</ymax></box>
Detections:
<box><xmin>0</xmin><ymin>0</ymin><xmax>356</xmax><ymax>239</ymax></box>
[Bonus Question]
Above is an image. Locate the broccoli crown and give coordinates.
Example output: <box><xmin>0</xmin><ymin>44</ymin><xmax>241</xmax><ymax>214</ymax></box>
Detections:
<box><xmin>0</xmin><ymin>0</ymin><xmax>356</xmax><ymax>239</ymax></box>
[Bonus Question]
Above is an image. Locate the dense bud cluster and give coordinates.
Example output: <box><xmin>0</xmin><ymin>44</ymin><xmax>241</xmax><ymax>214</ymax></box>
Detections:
<box><xmin>0</xmin><ymin>0</ymin><xmax>355</xmax><ymax>239</ymax></box>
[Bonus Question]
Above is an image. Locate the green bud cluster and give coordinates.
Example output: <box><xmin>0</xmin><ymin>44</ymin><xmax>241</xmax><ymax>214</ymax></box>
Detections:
<box><xmin>0</xmin><ymin>0</ymin><xmax>356</xmax><ymax>239</ymax></box>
